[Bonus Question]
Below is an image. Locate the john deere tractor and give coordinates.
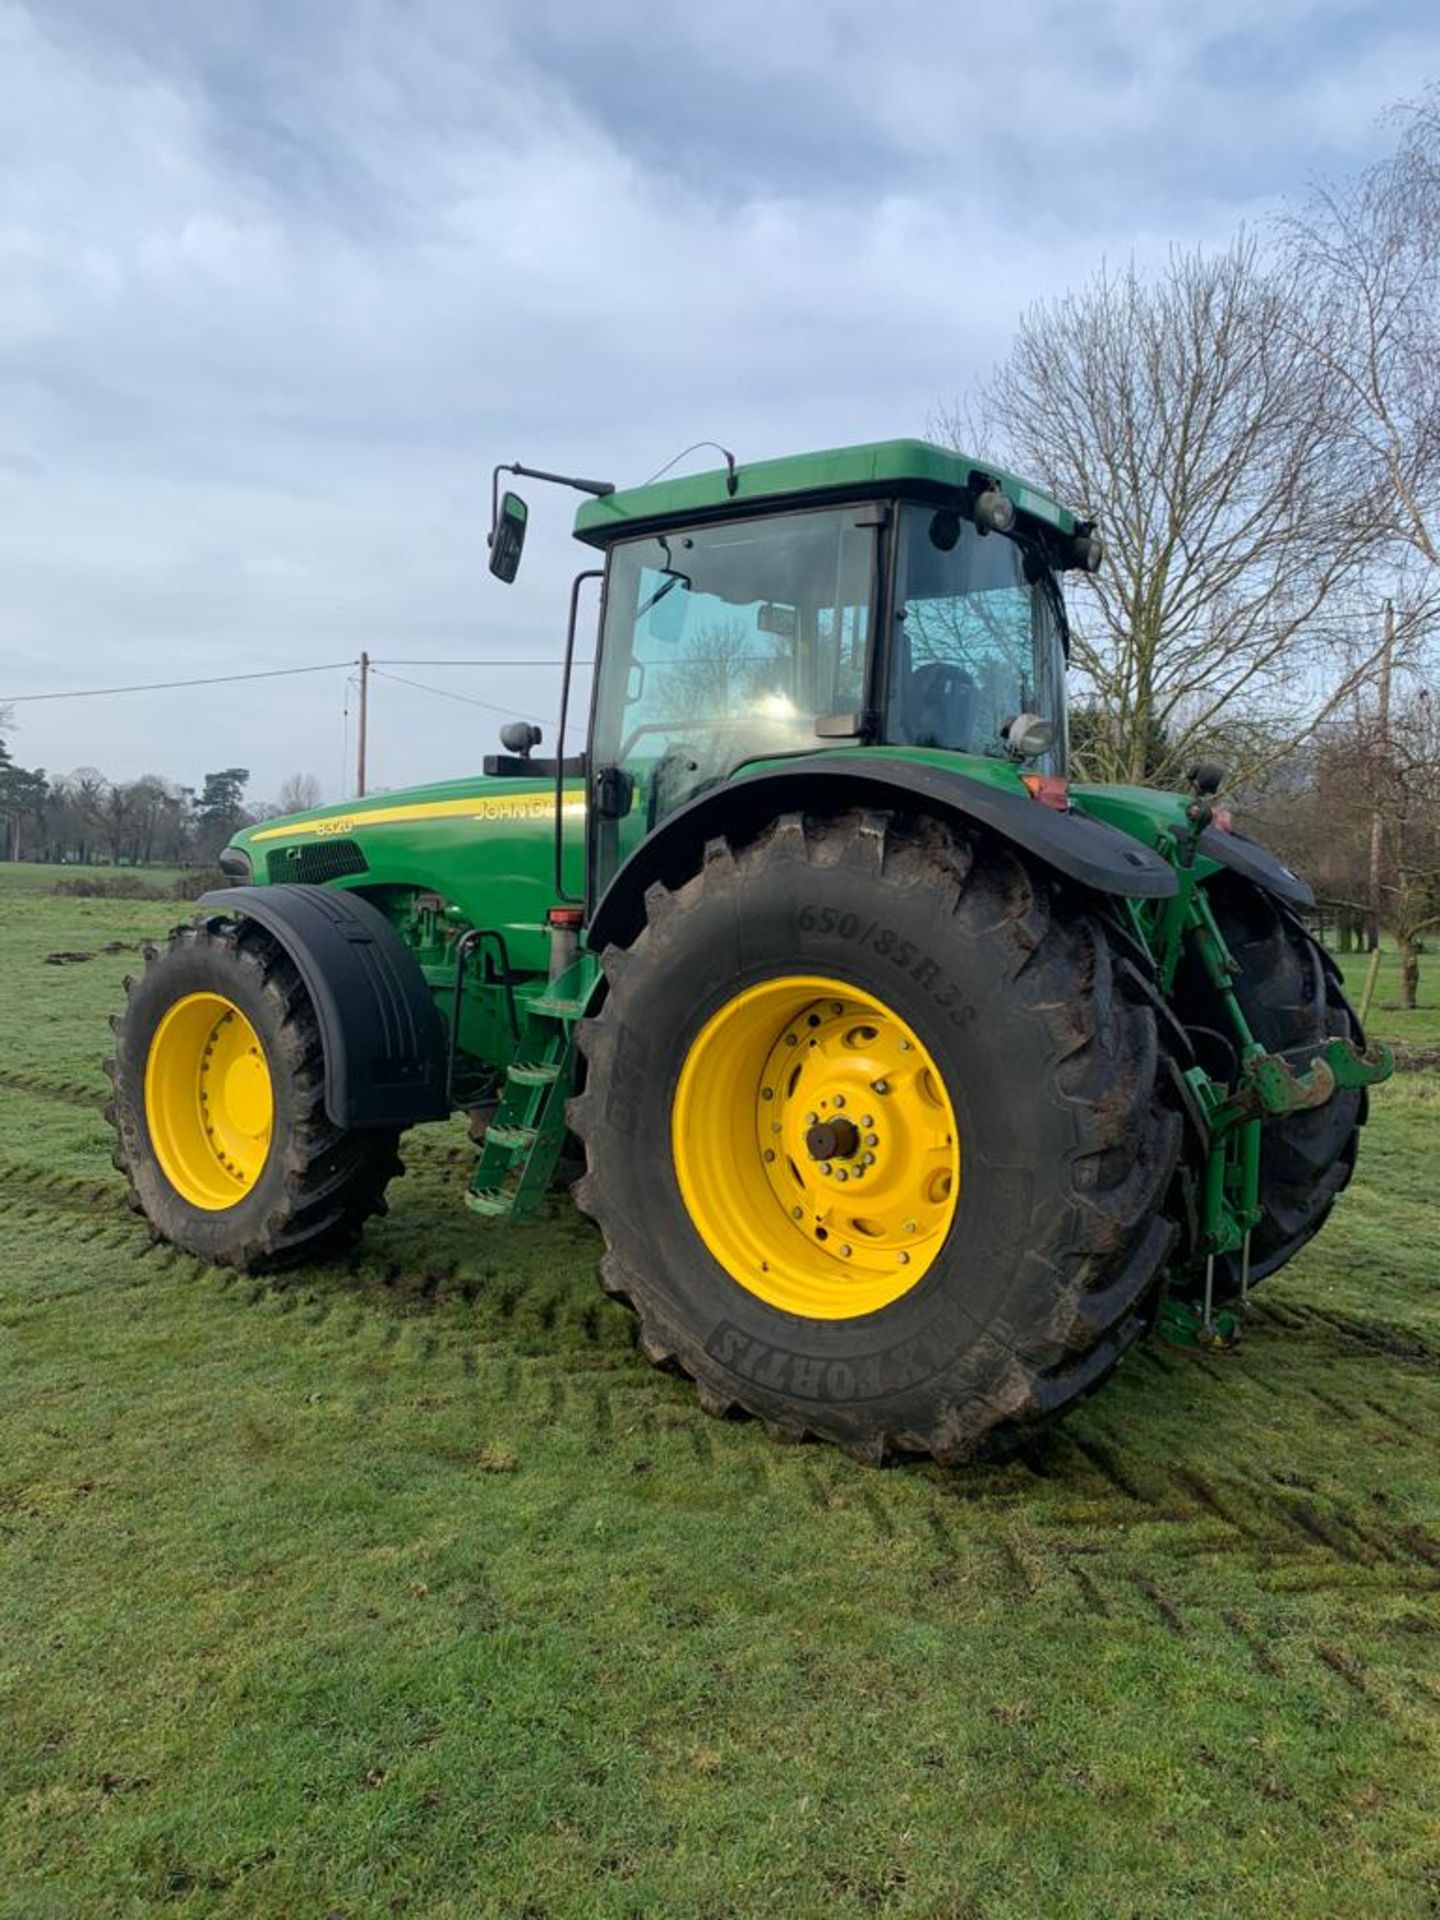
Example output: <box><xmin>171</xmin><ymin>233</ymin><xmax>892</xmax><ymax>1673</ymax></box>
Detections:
<box><xmin>106</xmin><ymin>441</ymin><xmax>1392</xmax><ymax>1463</ymax></box>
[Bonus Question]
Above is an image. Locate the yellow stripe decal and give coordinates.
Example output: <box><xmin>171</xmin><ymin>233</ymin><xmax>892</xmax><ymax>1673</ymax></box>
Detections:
<box><xmin>251</xmin><ymin>794</ymin><xmax>586</xmax><ymax>842</ymax></box>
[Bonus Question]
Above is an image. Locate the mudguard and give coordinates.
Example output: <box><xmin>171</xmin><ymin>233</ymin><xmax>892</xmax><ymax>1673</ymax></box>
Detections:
<box><xmin>1197</xmin><ymin>827</ymin><xmax>1315</xmax><ymax>908</ymax></box>
<box><xmin>587</xmin><ymin>756</ymin><xmax>1177</xmax><ymax>951</ymax></box>
<box><xmin>196</xmin><ymin>884</ymin><xmax>450</xmax><ymax>1129</ymax></box>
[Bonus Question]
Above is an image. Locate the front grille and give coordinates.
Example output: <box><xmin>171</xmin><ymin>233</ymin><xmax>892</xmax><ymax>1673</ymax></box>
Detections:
<box><xmin>266</xmin><ymin>840</ymin><xmax>369</xmax><ymax>885</ymax></box>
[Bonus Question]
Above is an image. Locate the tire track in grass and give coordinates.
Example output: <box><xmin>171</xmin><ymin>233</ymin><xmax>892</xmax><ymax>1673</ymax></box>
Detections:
<box><xmin>8</xmin><ymin>1064</ymin><xmax>1439</xmax><ymax>1625</ymax></box>
<box><xmin>1065</xmin><ymin>1559</ymin><xmax>1112</xmax><ymax>1616</ymax></box>
<box><xmin>1222</xmin><ymin>1607</ymin><xmax>1284</xmax><ymax>1675</ymax></box>
<box><xmin>0</xmin><ymin>1156</ymin><xmax>612</xmax><ymax>1408</ymax></box>
<box><xmin>1314</xmin><ymin>1641</ymin><xmax>1387</xmax><ymax>1713</ymax></box>
<box><xmin>1130</xmin><ymin>1571</ymin><xmax>1187</xmax><ymax>1634</ymax></box>
<box><xmin>0</xmin><ymin>1065</ymin><xmax>106</xmax><ymax>1109</ymax></box>
<box><xmin>0</xmin><ymin>1156</ymin><xmax>122</xmax><ymax>1215</ymax></box>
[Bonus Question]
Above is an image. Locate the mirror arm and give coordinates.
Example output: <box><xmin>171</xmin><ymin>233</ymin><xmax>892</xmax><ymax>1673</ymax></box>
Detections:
<box><xmin>489</xmin><ymin>461</ymin><xmax>616</xmax><ymax>544</ymax></box>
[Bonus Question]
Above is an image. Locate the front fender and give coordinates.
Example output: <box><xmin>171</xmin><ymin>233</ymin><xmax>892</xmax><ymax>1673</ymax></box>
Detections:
<box><xmin>587</xmin><ymin>757</ymin><xmax>1177</xmax><ymax>952</ymax></box>
<box><xmin>1197</xmin><ymin>827</ymin><xmax>1315</xmax><ymax>908</ymax></box>
<box><xmin>196</xmin><ymin>884</ymin><xmax>449</xmax><ymax>1129</ymax></box>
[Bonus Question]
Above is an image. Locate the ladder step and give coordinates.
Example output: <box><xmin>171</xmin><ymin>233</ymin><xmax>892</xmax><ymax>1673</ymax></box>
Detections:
<box><xmin>485</xmin><ymin>1122</ymin><xmax>537</xmax><ymax>1151</ymax></box>
<box><xmin>508</xmin><ymin>1060</ymin><xmax>562</xmax><ymax>1087</ymax></box>
<box><xmin>529</xmin><ymin>995</ymin><xmax>588</xmax><ymax>1020</ymax></box>
<box><xmin>466</xmin><ymin>1186</ymin><xmax>516</xmax><ymax>1219</ymax></box>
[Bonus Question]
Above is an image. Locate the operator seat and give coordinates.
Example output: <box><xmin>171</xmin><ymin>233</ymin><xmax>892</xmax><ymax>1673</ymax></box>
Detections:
<box><xmin>902</xmin><ymin>662</ymin><xmax>976</xmax><ymax>751</ymax></box>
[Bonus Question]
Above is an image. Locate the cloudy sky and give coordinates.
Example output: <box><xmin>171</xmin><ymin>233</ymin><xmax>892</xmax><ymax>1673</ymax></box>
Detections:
<box><xmin>2</xmin><ymin>0</ymin><xmax>1437</xmax><ymax>804</ymax></box>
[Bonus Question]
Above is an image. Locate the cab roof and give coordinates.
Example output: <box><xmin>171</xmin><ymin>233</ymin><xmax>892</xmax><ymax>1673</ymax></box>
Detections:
<box><xmin>573</xmin><ymin>437</ymin><xmax>1078</xmax><ymax>546</ymax></box>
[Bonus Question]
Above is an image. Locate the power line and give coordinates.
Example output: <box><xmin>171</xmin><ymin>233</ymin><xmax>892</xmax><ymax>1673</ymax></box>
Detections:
<box><xmin>0</xmin><ymin>661</ymin><xmax>353</xmax><ymax>703</ymax></box>
<box><xmin>373</xmin><ymin>657</ymin><xmax>577</xmax><ymax>668</ymax></box>
<box><xmin>0</xmin><ymin>657</ymin><xmax>598</xmax><ymax>703</ymax></box>
<box><xmin>368</xmin><ymin>667</ymin><xmax>535</xmax><ymax>721</ymax></box>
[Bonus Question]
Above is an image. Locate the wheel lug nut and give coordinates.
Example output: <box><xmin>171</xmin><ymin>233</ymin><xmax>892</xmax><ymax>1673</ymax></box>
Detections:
<box><xmin>791</xmin><ymin>1207</ymin><xmax>804</xmax><ymax>1220</ymax></box>
<box><xmin>834</xmin><ymin>1169</ymin><xmax>848</xmax><ymax>1183</ymax></box>
<box><xmin>861</xmin><ymin>1114</ymin><xmax>873</xmax><ymax>1128</ymax></box>
<box><xmin>832</xmin><ymin>1095</ymin><xmax>845</xmax><ymax>1110</ymax></box>
<box><xmin>899</xmin><ymin>1039</ymin><xmax>910</xmax><ymax>1051</ymax></box>
<box><xmin>865</xmin><ymin>1133</ymin><xmax>878</xmax><ymax>1148</ymax></box>
<box><xmin>762</xmin><ymin>1087</ymin><xmax>773</xmax><ymax>1101</ymax></box>
<box><xmin>897</xmin><ymin>1251</ymin><xmax>910</xmax><ymax>1266</ymax></box>
<box><xmin>860</xmin><ymin>1152</ymin><xmax>875</xmax><ymax>1166</ymax></box>
<box><xmin>806</xmin><ymin>1112</ymin><xmax>818</xmax><ymax>1126</ymax></box>
<box><xmin>819</xmin><ymin>1162</ymin><xmax>832</xmax><ymax>1176</ymax></box>
<box><xmin>904</xmin><ymin>1219</ymin><xmax>917</xmax><ymax>1233</ymax></box>
<box><xmin>872</xmin><ymin>1079</ymin><xmax>890</xmax><ymax>1094</ymax></box>
<box><xmin>839</xmin><ymin>1244</ymin><xmax>852</xmax><ymax>1258</ymax></box>
<box><xmin>763</xmin><ymin>1149</ymin><xmax>775</xmax><ymax>1162</ymax></box>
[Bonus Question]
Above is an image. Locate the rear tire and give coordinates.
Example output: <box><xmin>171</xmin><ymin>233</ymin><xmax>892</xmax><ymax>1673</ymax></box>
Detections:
<box><xmin>570</xmin><ymin>810</ymin><xmax>1181</xmax><ymax>1464</ymax></box>
<box><xmin>106</xmin><ymin>917</ymin><xmax>402</xmax><ymax>1270</ymax></box>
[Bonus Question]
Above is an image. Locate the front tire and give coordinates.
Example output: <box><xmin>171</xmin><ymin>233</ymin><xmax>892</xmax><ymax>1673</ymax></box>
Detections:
<box><xmin>570</xmin><ymin>811</ymin><xmax>1181</xmax><ymax>1464</ymax></box>
<box><xmin>107</xmin><ymin>917</ymin><xmax>402</xmax><ymax>1270</ymax></box>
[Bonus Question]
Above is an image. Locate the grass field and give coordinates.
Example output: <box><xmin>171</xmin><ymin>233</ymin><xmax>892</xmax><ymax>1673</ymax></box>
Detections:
<box><xmin>1</xmin><ymin>864</ymin><xmax>1437</xmax><ymax>1919</ymax></box>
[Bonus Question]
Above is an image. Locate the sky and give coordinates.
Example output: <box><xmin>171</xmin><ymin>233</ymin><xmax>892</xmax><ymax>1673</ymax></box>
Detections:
<box><xmin>2</xmin><ymin>0</ymin><xmax>1438</xmax><ymax>805</ymax></box>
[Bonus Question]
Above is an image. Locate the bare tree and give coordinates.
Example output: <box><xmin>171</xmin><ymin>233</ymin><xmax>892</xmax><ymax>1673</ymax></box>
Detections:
<box><xmin>947</xmin><ymin>240</ymin><xmax>1386</xmax><ymax>787</ymax></box>
<box><xmin>60</xmin><ymin>768</ymin><xmax>110</xmax><ymax>865</ymax></box>
<box><xmin>1278</xmin><ymin>88</ymin><xmax>1440</xmax><ymax>592</ymax></box>
<box><xmin>274</xmin><ymin>772</ymin><xmax>323</xmax><ymax>817</ymax></box>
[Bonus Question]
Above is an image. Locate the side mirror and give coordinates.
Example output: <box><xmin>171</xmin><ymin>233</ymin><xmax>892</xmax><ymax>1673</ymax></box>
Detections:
<box><xmin>489</xmin><ymin>490</ymin><xmax>529</xmax><ymax>583</ymax></box>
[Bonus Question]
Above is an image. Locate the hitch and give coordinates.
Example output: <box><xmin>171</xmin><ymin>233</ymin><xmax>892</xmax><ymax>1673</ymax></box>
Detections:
<box><xmin>1318</xmin><ymin>1035</ymin><xmax>1395</xmax><ymax>1090</ymax></box>
<box><xmin>1206</xmin><ymin>1035</ymin><xmax>1395</xmax><ymax>1128</ymax></box>
<box><xmin>1246</xmin><ymin>1034</ymin><xmax>1394</xmax><ymax>1117</ymax></box>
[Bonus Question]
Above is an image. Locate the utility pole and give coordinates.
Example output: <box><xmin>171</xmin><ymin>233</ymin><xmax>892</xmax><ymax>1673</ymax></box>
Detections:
<box><xmin>1367</xmin><ymin>597</ymin><xmax>1394</xmax><ymax>951</ymax></box>
<box><xmin>356</xmin><ymin>650</ymin><xmax>370</xmax><ymax>798</ymax></box>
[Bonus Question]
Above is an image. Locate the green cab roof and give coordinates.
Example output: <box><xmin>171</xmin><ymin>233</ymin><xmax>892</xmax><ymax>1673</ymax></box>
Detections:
<box><xmin>573</xmin><ymin>437</ymin><xmax>1078</xmax><ymax>545</ymax></box>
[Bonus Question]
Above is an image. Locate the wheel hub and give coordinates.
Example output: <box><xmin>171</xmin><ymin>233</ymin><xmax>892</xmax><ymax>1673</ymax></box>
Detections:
<box><xmin>671</xmin><ymin>975</ymin><xmax>960</xmax><ymax>1319</ymax></box>
<box><xmin>144</xmin><ymin>993</ymin><xmax>274</xmax><ymax>1210</ymax></box>
<box><xmin>804</xmin><ymin>1117</ymin><xmax>860</xmax><ymax>1162</ymax></box>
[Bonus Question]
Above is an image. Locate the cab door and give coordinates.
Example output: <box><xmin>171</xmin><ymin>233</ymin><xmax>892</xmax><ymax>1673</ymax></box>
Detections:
<box><xmin>587</xmin><ymin>506</ymin><xmax>878</xmax><ymax>897</ymax></box>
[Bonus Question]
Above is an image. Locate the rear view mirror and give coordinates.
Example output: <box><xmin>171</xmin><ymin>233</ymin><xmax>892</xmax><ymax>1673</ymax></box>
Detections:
<box><xmin>489</xmin><ymin>490</ymin><xmax>529</xmax><ymax>583</ymax></box>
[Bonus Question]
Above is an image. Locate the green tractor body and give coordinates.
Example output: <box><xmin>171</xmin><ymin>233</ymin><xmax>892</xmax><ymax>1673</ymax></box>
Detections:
<box><xmin>107</xmin><ymin>439</ymin><xmax>1392</xmax><ymax>1462</ymax></box>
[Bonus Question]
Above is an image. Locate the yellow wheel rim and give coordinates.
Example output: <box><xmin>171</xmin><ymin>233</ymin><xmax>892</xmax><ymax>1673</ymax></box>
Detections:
<box><xmin>672</xmin><ymin>974</ymin><xmax>960</xmax><ymax>1318</ymax></box>
<box><xmin>143</xmin><ymin>992</ymin><xmax>274</xmax><ymax>1209</ymax></box>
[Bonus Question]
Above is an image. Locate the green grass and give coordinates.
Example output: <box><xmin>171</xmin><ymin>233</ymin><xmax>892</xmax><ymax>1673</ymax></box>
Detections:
<box><xmin>1325</xmin><ymin>940</ymin><xmax>1440</xmax><ymax>1050</ymax></box>
<box><xmin>1</xmin><ymin>877</ymin><xmax>1437</xmax><ymax>1919</ymax></box>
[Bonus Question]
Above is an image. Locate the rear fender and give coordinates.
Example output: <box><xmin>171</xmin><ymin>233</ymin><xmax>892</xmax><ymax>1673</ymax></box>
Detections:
<box><xmin>197</xmin><ymin>884</ymin><xmax>450</xmax><ymax>1129</ymax></box>
<box><xmin>587</xmin><ymin>757</ymin><xmax>1177</xmax><ymax>952</ymax></box>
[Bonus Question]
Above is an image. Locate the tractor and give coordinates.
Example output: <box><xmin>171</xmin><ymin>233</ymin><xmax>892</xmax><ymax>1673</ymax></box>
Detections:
<box><xmin>105</xmin><ymin>440</ymin><xmax>1392</xmax><ymax>1463</ymax></box>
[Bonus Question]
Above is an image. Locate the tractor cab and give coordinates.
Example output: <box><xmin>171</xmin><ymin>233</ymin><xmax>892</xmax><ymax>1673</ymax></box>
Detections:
<box><xmin>585</xmin><ymin>493</ymin><xmax>1073</xmax><ymax>883</ymax></box>
<box><xmin>491</xmin><ymin>440</ymin><xmax>1101</xmax><ymax>899</ymax></box>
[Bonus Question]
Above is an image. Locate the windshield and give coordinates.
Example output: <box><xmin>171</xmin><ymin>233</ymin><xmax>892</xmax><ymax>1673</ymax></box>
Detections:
<box><xmin>886</xmin><ymin>504</ymin><xmax>1067</xmax><ymax>773</ymax></box>
<box><xmin>590</xmin><ymin>507</ymin><xmax>877</xmax><ymax>882</ymax></box>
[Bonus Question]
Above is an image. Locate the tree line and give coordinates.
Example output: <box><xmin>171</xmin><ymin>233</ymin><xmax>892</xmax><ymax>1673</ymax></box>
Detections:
<box><xmin>0</xmin><ymin>752</ymin><xmax>322</xmax><ymax>868</ymax></box>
